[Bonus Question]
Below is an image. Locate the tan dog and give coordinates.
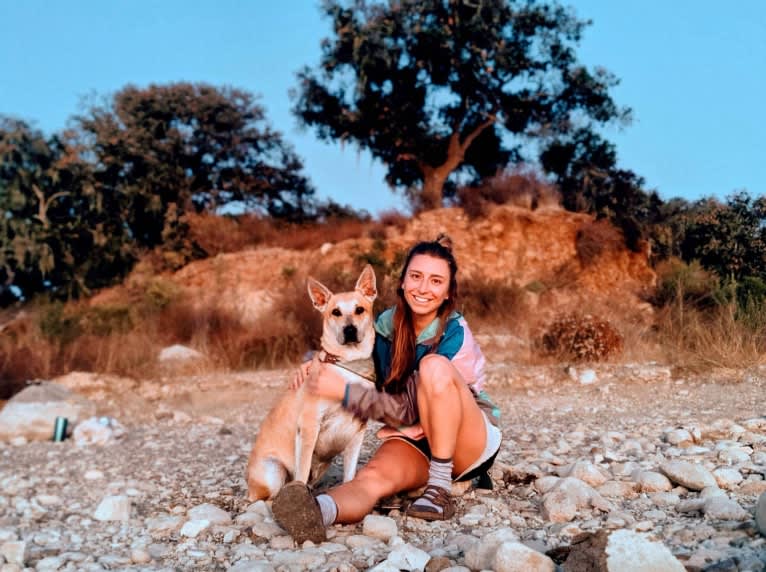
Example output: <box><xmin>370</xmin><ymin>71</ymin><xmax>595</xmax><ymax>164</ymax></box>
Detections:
<box><xmin>246</xmin><ymin>265</ymin><xmax>377</xmax><ymax>501</ymax></box>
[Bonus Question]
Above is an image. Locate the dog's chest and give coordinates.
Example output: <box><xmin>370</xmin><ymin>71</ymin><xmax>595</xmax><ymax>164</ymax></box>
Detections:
<box><xmin>313</xmin><ymin>399</ymin><xmax>365</xmax><ymax>458</ymax></box>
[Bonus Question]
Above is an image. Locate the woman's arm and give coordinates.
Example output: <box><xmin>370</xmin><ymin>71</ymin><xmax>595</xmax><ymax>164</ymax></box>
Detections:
<box><xmin>342</xmin><ymin>375</ymin><xmax>419</xmax><ymax>426</ymax></box>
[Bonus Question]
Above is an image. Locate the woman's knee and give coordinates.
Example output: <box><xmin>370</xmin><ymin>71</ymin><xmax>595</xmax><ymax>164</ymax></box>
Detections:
<box><xmin>418</xmin><ymin>354</ymin><xmax>457</xmax><ymax>393</ymax></box>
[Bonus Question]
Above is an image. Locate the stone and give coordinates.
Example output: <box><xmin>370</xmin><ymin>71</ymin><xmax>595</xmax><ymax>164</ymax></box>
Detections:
<box><xmin>757</xmin><ymin>492</ymin><xmax>766</xmax><ymax>536</ymax></box>
<box><xmin>385</xmin><ymin>543</ymin><xmax>431</xmax><ymax>571</ymax></box>
<box><xmin>464</xmin><ymin>528</ymin><xmax>519</xmax><ymax>570</ymax></box>
<box><xmin>564</xmin><ymin>461</ymin><xmax>608</xmax><ymax>487</ymax></box>
<box><xmin>145</xmin><ymin>515</ymin><xmax>185</xmax><ymax>535</ymax></box>
<box><xmin>712</xmin><ymin>467</ymin><xmax>743</xmax><ymax>489</ymax></box>
<box><xmin>664</xmin><ymin>428</ymin><xmax>693</xmax><ymax>447</ymax></box>
<box><xmin>718</xmin><ymin>447</ymin><xmax>751</xmax><ymax>465</ymax></box>
<box><xmin>0</xmin><ymin>382</ymin><xmax>96</xmax><ymax>442</ymax></box>
<box><xmin>73</xmin><ymin>416</ymin><xmax>126</xmax><ymax>446</ymax></box>
<box><xmin>659</xmin><ymin>461</ymin><xmax>717</xmax><ymax>491</ymax></box>
<box><xmin>425</xmin><ymin>556</ymin><xmax>452</xmax><ymax>572</ymax></box>
<box><xmin>703</xmin><ymin>496</ymin><xmax>749</xmax><ymax>521</ymax></box>
<box><xmin>158</xmin><ymin>344</ymin><xmax>204</xmax><ymax>362</ymax></box>
<box><xmin>494</xmin><ymin>541</ymin><xmax>555</xmax><ymax>572</ymax></box>
<box><xmin>180</xmin><ymin>519</ymin><xmax>211</xmax><ymax>538</ymax></box>
<box><xmin>562</xmin><ymin>529</ymin><xmax>684</xmax><ymax>571</ymax></box>
<box><xmin>187</xmin><ymin>503</ymin><xmax>232</xmax><ymax>525</ymax></box>
<box><xmin>0</xmin><ymin>542</ymin><xmax>25</xmax><ymax>566</ymax></box>
<box><xmin>93</xmin><ymin>495</ymin><xmax>131</xmax><ymax>521</ymax></box>
<box><xmin>227</xmin><ymin>561</ymin><xmax>276</xmax><ymax>572</ymax></box>
<box><xmin>362</xmin><ymin>514</ymin><xmax>398</xmax><ymax>541</ymax></box>
<box><xmin>633</xmin><ymin>471</ymin><xmax>672</xmax><ymax>493</ymax></box>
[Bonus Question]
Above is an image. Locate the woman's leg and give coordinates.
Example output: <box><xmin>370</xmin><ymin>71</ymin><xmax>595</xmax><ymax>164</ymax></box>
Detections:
<box><xmin>328</xmin><ymin>438</ymin><xmax>429</xmax><ymax>523</ymax></box>
<box><xmin>416</xmin><ymin>354</ymin><xmax>487</xmax><ymax>473</ymax></box>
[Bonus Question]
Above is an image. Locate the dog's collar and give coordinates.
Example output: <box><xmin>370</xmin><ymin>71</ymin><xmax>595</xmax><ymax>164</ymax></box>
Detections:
<box><xmin>317</xmin><ymin>350</ymin><xmax>375</xmax><ymax>383</ymax></box>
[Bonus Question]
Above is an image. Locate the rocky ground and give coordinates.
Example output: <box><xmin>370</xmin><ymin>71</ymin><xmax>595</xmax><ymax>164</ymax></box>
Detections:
<box><xmin>1</xmin><ymin>362</ymin><xmax>766</xmax><ymax>571</ymax></box>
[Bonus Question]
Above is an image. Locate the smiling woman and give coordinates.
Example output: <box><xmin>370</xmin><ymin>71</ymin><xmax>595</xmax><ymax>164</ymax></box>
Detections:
<box><xmin>272</xmin><ymin>234</ymin><xmax>502</xmax><ymax>542</ymax></box>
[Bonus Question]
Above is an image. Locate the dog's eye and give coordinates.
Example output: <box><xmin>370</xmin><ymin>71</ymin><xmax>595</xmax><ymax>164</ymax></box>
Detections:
<box><xmin>354</xmin><ymin>307</ymin><xmax>365</xmax><ymax>315</ymax></box>
<box><xmin>331</xmin><ymin>308</ymin><xmax>342</xmax><ymax>317</ymax></box>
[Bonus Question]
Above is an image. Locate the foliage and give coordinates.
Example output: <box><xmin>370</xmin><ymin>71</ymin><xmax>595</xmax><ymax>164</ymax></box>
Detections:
<box><xmin>678</xmin><ymin>191</ymin><xmax>766</xmax><ymax>281</ymax></box>
<box><xmin>294</xmin><ymin>0</ymin><xmax>628</xmax><ymax>210</ymax></box>
<box><xmin>455</xmin><ymin>168</ymin><xmax>560</xmax><ymax>218</ymax></box>
<box><xmin>0</xmin><ymin>116</ymin><xmax>136</xmax><ymax>305</ymax></box>
<box><xmin>73</xmin><ymin>82</ymin><xmax>316</xmax><ymax>249</ymax></box>
<box><xmin>540</xmin><ymin>312</ymin><xmax>623</xmax><ymax>361</ymax></box>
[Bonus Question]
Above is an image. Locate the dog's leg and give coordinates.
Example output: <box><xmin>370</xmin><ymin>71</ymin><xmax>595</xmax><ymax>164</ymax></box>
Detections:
<box><xmin>247</xmin><ymin>458</ymin><xmax>288</xmax><ymax>501</ymax></box>
<box><xmin>295</xmin><ymin>402</ymin><xmax>322</xmax><ymax>484</ymax></box>
<box><xmin>341</xmin><ymin>427</ymin><xmax>367</xmax><ymax>482</ymax></box>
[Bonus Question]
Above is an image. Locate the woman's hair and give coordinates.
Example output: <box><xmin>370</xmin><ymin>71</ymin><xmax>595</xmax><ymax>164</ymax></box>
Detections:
<box><xmin>386</xmin><ymin>234</ymin><xmax>458</xmax><ymax>388</ymax></box>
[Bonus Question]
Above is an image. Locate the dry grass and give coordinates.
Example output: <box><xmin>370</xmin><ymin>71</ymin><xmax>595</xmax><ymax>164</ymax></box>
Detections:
<box><xmin>457</xmin><ymin>169</ymin><xmax>561</xmax><ymax>218</ymax></box>
<box><xmin>539</xmin><ymin>312</ymin><xmax>624</xmax><ymax>362</ymax></box>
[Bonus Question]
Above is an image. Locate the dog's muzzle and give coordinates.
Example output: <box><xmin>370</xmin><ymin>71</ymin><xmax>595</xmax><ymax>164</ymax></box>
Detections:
<box><xmin>342</xmin><ymin>324</ymin><xmax>359</xmax><ymax>345</ymax></box>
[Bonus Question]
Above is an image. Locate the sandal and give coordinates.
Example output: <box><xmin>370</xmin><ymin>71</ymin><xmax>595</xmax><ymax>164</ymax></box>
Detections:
<box><xmin>405</xmin><ymin>485</ymin><xmax>455</xmax><ymax>521</ymax></box>
<box><xmin>271</xmin><ymin>482</ymin><xmax>326</xmax><ymax>544</ymax></box>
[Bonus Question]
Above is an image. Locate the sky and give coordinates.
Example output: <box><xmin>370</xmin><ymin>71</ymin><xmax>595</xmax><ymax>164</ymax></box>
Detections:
<box><xmin>1</xmin><ymin>1</ymin><xmax>764</xmax><ymax>216</ymax></box>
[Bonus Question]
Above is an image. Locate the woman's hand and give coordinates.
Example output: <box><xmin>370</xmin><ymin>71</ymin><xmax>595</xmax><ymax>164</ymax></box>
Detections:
<box><xmin>306</xmin><ymin>363</ymin><xmax>347</xmax><ymax>401</ymax></box>
<box><xmin>289</xmin><ymin>361</ymin><xmax>312</xmax><ymax>390</ymax></box>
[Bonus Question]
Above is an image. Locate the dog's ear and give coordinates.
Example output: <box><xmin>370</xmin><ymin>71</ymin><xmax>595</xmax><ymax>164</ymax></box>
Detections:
<box><xmin>355</xmin><ymin>264</ymin><xmax>377</xmax><ymax>302</ymax></box>
<box><xmin>307</xmin><ymin>277</ymin><xmax>333</xmax><ymax>312</ymax></box>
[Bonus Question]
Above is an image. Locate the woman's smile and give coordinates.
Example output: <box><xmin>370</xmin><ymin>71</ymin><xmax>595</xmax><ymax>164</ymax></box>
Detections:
<box><xmin>402</xmin><ymin>254</ymin><xmax>451</xmax><ymax>330</ymax></box>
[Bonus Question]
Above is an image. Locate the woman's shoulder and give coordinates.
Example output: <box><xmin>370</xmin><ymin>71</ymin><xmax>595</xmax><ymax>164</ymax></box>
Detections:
<box><xmin>374</xmin><ymin>307</ymin><xmax>396</xmax><ymax>338</ymax></box>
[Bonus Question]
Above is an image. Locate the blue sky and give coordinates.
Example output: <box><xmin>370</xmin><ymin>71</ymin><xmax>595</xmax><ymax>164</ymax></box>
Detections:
<box><xmin>1</xmin><ymin>1</ymin><xmax>764</xmax><ymax>215</ymax></box>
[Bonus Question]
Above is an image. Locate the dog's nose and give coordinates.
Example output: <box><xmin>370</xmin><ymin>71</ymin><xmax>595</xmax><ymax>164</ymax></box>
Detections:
<box><xmin>342</xmin><ymin>324</ymin><xmax>359</xmax><ymax>344</ymax></box>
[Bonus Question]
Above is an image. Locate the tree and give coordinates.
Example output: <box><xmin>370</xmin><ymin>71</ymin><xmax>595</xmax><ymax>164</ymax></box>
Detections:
<box><xmin>74</xmin><ymin>83</ymin><xmax>316</xmax><ymax>248</ymax></box>
<box><xmin>293</xmin><ymin>0</ymin><xmax>628</xmax><ymax>209</ymax></box>
<box><xmin>0</xmin><ymin>117</ymin><xmax>136</xmax><ymax>305</ymax></box>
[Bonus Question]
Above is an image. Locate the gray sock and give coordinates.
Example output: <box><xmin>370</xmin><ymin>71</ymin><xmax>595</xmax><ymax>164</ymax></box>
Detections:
<box><xmin>315</xmin><ymin>494</ymin><xmax>338</xmax><ymax>526</ymax></box>
<box><xmin>411</xmin><ymin>456</ymin><xmax>453</xmax><ymax>513</ymax></box>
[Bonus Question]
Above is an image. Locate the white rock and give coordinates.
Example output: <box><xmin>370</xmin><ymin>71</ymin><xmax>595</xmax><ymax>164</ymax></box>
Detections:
<box><xmin>0</xmin><ymin>541</ymin><xmax>25</xmax><ymax>565</ymax></box>
<box><xmin>605</xmin><ymin>530</ymin><xmax>684</xmax><ymax>571</ymax></box>
<box><xmin>187</xmin><ymin>503</ymin><xmax>231</xmax><ymax>525</ymax></box>
<box><xmin>35</xmin><ymin>556</ymin><xmax>64</xmax><ymax>571</ymax></box>
<box><xmin>659</xmin><ymin>461</ymin><xmax>717</xmax><ymax>491</ymax></box>
<box><xmin>0</xmin><ymin>383</ymin><xmax>95</xmax><ymax>442</ymax></box>
<box><xmin>84</xmin><ymin>470</ymin><xmax>104</xmax><ymax>480</ymax></box>
<box><xmin>713</xmin><ymin>467</ymin><xmax>744</xmax><ymax>489</ymax></box>
<box><xmin>534</xmin><ymin>476</ymin><xmax>560</xmax><ymax>494</ymax></box>
<box><xmin>664</xmin><ymin>428</ymin><xmax>693</xmax><ymax>446</ymax></box>
<box><xmin>145</xmin><ymin>515</ymin><xmax>184</xmax><ymax>535</ymax></box>
<box><xmin>494</xmin><ymin>541</ymin><xmax>555</xmax><ymax>572</ymax></box>
<box><xmin>578</xmin><ymin>369</ymin><xmax>597</xmax><ymax>385</ymax></box>
<box><xmin>158</xmin><ymin>344</ymin><xmax>204</xmax><ymax>362</ymax></box>
<box><xmin>384</xmin><ymin>543</ymin><xmax>430</xmax><ymax>571</ymax></box>
<box><xmin>73</xmin><ymin>416</ymin><xmax>126</xmax><ymax>446</ymax></box>
<box><xmin>180</xmin><ymin>519</ymin><xmax>211</xmax><ymax>538</ymax></box>
<box><xmin>464</xmin><ymin>528</ymin><xmax>519</xmax><ymax>570</ymax></box>
<box><xmin>130</xmin><ymin>548</ymin><xmax>151</xmax><ymax>564</ymax></box>
<box><xmin>270</xmin><ymin>548</ymin><xmax>326</xmax><ymax>569</ymax></box>
<box><xmin>564</xmin><ymin>461</ymin><xmax>608</xmax><ymax>487</ymax></box>
<box><xmin>718</xmin><ymin>447</ymin><xmax>751</xmax><ymax>465</ymax></box>
<box><xmin>633</xmin><ymin>470</ymin><xmax>672</xmax><ymax>493</ymax></box>
<box><xmin>228</xmin><ymin>559</ymin><xmax>276</xmax><ymax>571</ymax></box>
<box><xmin>93</xmin><ymin>495</ymin><xmax>131</xmax><ymax>521</ymax></box>
<box><xmin>362</xmin><ymin>515</ymin><xmax>397</xmax><ymax>541</ymax></box>
<box><xmin>703</xmin><ymin>496</ymin><xmax>749</xmax><ymax>521</ymax></box>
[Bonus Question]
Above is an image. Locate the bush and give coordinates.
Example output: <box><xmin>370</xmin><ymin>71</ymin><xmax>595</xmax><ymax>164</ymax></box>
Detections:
<box><xmin>540</xmin><ymin>313</ymin><xmax>623</xmax><ymax>362</ymax></box>
<box><xmin>456</xmin><ymin>169</ymin><xmax>560</xmax><ymax>219</ymax></box>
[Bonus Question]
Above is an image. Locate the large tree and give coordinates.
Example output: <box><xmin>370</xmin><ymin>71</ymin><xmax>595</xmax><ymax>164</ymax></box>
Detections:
<box><xmin>0</xmin><ymin>117</ymin><xmax>135</xmax><ymax>305</ymax></box>
<box><xmin>74</xmin><ymin>83</ymin><xmax>316</xmax><ymax>248</ymax></box>
<box><xmin>294</xmin><ymin>0</ymin><xmax>628</xmax><ymax>209</ymax></box>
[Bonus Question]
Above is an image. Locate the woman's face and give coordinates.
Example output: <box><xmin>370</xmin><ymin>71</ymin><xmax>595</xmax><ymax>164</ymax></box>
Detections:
<box><xmin>401</xmin><ymin>254</ymin><xmax>451</xmax><ymax>326</ymax></box>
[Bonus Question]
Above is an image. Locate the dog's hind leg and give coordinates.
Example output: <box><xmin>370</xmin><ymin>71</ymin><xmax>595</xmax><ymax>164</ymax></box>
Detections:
<box><xmin>247</xmin><ymin>458</ymin><xmax>287</xmax><ymax>501</ymax></box>
<box><xmin>341</xmin><ymin>428</ymin><xmax>366</xmax><ymax>482</ymax></box>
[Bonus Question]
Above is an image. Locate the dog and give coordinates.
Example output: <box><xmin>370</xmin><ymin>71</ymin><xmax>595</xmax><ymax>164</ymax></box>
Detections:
<box><xmin>246</xmin><ymin>265</ymin><xmax>377</xmax><ymax>501</ymax></box>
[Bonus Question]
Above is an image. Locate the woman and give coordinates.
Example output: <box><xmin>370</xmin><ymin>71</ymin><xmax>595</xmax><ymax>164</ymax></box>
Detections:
<box><xmin>272</xmin><ymin>235</ymin><xmax>502</xmax><ymax>544</ymax></box>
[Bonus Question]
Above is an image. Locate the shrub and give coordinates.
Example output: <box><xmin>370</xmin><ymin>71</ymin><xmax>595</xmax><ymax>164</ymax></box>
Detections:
<box><xmin>459</xmin><ymin>278</ymin><xmax>527</xmax><ymax>326</ymax></box>
<box><xmin>456</xmin><ymin>169</ymin><xmax>560</xmax><ymax>219</ymax></box>
<box><xmin>540</xmin><ymin>313</ymin><xmax>623</xmax><ymax>362</ymax></box>
<box><xmin>575</xmin><ymin>219</ymin><xmax>626</xmax><ymax>266</ymax></box>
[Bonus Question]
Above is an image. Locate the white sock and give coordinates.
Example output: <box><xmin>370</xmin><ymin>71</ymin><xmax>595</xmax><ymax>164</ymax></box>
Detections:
<box><xmin>316</xmin><ymin>493</ymin><xmax>338</xmax><ymax>526</ymax></box>
<box><xmin>411</xmin><ymin>456</ymin><xmax>453</xmax><ymax>512</ymax></box>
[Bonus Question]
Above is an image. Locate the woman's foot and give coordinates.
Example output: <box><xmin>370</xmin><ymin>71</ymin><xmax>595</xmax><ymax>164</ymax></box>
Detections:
<box><xmin>271</xmin><ymin>482</ymin><xmax>326</xmax><ymax>544</ymax></box>
<box><xmin>405</xmin><ymin>484</ymin><xmax>455</xmax><ymax>521</ymax></box>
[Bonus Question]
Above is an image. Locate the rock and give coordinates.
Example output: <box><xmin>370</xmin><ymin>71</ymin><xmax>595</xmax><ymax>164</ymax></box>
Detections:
<box><xmin>718</xmin><ymin>447</ymin><xmax>751</xmax><ymax>465</ymax></box>
<box><xmin>187</xmin><ymin>503</ymin><xmax>232</xmax><ymax>525</ymax></box>
<box><xmin>180</xmin><ymin>519</ymin><xmax>211</xmax><ymax>538</ymax></box>
<box><xmin>757</xmin><ymin>492</ymin><xmax>766</xmax><ymax>536</ymax></box>
<box><xmin>158</xmin><ymin>344</ymin><xmax>204</xmax><ymax>362</ymax></box>
<box><xmin>664</xmin><ymin>428</ymin><xmax>693</xmax><ymax>447</ymax></box>
<box><xmin>145</xmin><ymin>515</ymin><xmax>184</xmax><ymax>536</ymax></box>
<box><xmin>563</xmin><ymin>461</ymin><xmax>608</xmax><ymax>487</ymax></box>
<box><xmin>0</xmin><ymin>542</ymin><xmax>25</xmax><ymax>566</ymax></box>
<box><xmin>464</xmin><ymin>528</ymin><xmax>519</xmax><ymax>570</ymax></box>
<box><xmin>597</xmin><ymin>481</ymin><xmax>638</xmax><ymax>499</ymax></box>
<box><xmin>633</xmin><ymin>471</ymin><xmax>672</xmax><ymax>493</ymax></box>
<box><xmin>384</xmin><ymin>543</ymin><xmax>431</xmax><ymax>571</ymax></box>
<box><xmin>712</xmin><ymin>467</ymin><xmax>743</xmax><ymax>489</ymax></box>
<box><xmin>362</xmin><ymin>515</ymin><xmax>397</xmax><ymax>541</ymax></box>
<box><xmin>578</xmin><ymin>369</ymin><xmax>597</xmax><ymax>385</ymax></box>
<box><xmin>73</xmin><ymin>416</ymin><xmax>126</xmax><ymax>446</ymax></box>
<box><xmin>425</xmin><ymin>556</ymin><xmax>452</xmax><ymax>572</ymax></box>
<box><xmin>542</xmin><ymin>477</ymin><xmax>613</xmax><ymax>523</ymax></box>
<box><xmin>93</xmin><ymin>495</ymin><xmax>131</xmax><ymax>521</ymax></box>
<box><xmin>703</xmin><ymin>496</ymin><xmax>749</xmax><ymax>521</ymax></box>
<box><xmin>228</xmin><ymin>561</ymin><xmax>275</xmax><ymax>572</ymax></box>
<box><xmin>659</xmin><ymin>461</ymin><xmax>717</xmax><ymax>491</ymax></box>
<box><xmin>562</xmin><ymin>529</ymin><xmax>684</xmax><ymax>571</ymax></box>
<box><xmin>130</xmin><ymin>548</ymin><xmax>151</xmax><ymax>564</ymax></box>
<box><xmin>494</xmin><ymin>541</ymin><xmax>555</xmax><ymax>572</ymax></box>
<box><xmin>0</xmin><ymin>382</ymin><xmax>95</xmax><ymax>442</ymax></box>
